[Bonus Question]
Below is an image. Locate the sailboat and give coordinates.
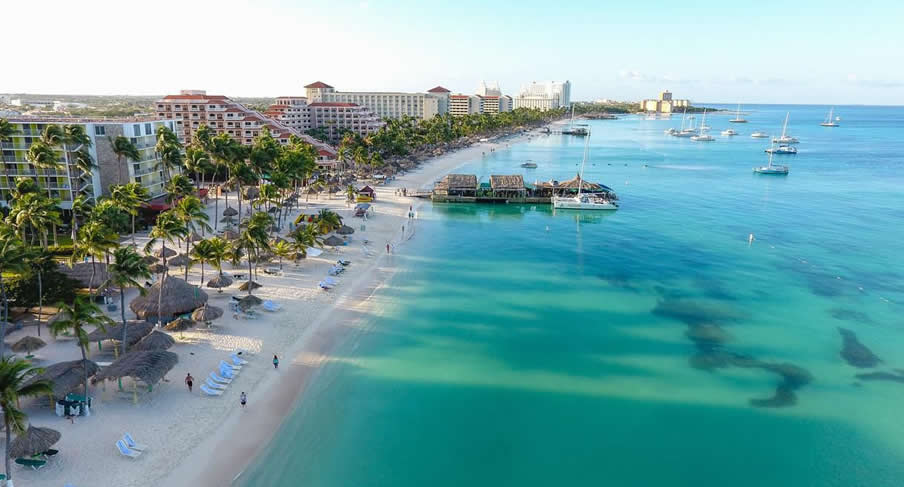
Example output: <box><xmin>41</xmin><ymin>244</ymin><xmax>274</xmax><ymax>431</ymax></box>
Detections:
<box><xmin>772</xmin><ymin>112</ymin><xmax>799</xmax><ymax>144</ymax></box>
<box><xmin>676</xmin><ymin>114</ymin><xmax>696</xmax><ymax>137</ymax></box>
<box><xmin>666</xmin><ymin>107</ymin><xmax>687</xmax><ymax>135</ymax></box>
<box><xmin>691</xmin><ymin>109</ymin><xmax>715</xmax><ymax>141</ymax></box>
<box><xmin>820</xmin><ymin>107</ymin><xmax>839</xmax><ymax>127</ymax></box>
<box><xmin>562</xmin><ymin>106</ymin><xmax>588</xmax><ymax>136</ymax></box>
<box><xmin>729</xmin><ymin>104</ymin><xmax>748</xmax><ymax>123</ymax></box>
<box><xmin>553</xmin><ymin>131</ymin><xmax>619</xmax><ymax>210</ymax></box>
<box><xmin>754</xmin><ymin>142</ymin><xmax>789</xmax><ymax>174</ymax></box>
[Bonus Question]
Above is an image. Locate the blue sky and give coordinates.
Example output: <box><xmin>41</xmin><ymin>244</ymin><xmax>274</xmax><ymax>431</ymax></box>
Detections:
<box><xmin>4</xmin><ymin>0</ymin><xmax>903</xmax><ymax>104</ymax></box>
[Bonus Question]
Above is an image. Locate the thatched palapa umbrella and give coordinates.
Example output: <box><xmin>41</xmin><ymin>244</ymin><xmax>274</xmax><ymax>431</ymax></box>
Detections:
<box><xmin>8</xmin><ymin>425</ymin><xmax>61</xmax><ymax>458</ymax></box>
<box><xmin>11</xmin><ymin>336</ymin><xmax>46</xmax><ymax>354</ymax></box>
<box><xmin>238</xmin><ymin>280</ymin><xmax>262</xmax><ymax>292</ymax></box>
<box><xmin>223</xmin><ymin>207</ymin><xmax>238</xmax><ymax>217</ymax></box>
<box><xmin>206</xmin><ymin>274</ymin><xmax>233</xmax><ymax>291</ymax></box>
<box><xmin>191</xmin><ymin>305</ymin><xmax>223</xmax><ymax>324</ymax></box>
<box><xmin>220</xmin><ymin>215</ymin><xmax>237</xmax><ymax>224</ymax></box>
<box><xmin>141</xmin><ymin>255</ymin><xmax>159</xmax><ymax>265</ymax></box>
<box><xmin>96</xmin><ymin>350</ymin><xmax>179</xmax><ymax>388</ymax></box>
<box><xmin>129</xmin><ymin>277</ymin><xmax>208</xmax><ymax>321</ymax></box>
<box><xmin>24</xmin><ymin>359</ymin><xmax>99</xmax><ymax>400</ymax></box>
<box><xmin>86</xmin><ymin>321</ymin><xmax>154</xmax><ymax>347</ymax></box>
<box><xmin>238</xmin><ymin>295</ymin><xmax>262</xmax><ymax>310</ymax></box>
<box><xmin>337</xmin><ymin>225</ymin><xmax>355</xmax><ymax>236</ymax></box>
<box><xmin>56</xmin><ymin>262</ymin><xmax>109</xmax><ymax>290</ymax></box>
<box><xmin>222</xmin><ymin>229</ymin><xmax>239</xmax><ymax>240</ymax></box>
<box><xmin>132</xmin><ymin>330</ymin><xmax>176</xmax><ymax>351</ymax></box>
<box><xmin>168</xmin><ymin>254</ymin><xmax>191</xmax><ymax>267</ymax></box>
<box><xmin>153</xmin><ymin>247</ymin><xmax>177</xmax><ymax>259</ymax></box>
<box><xmin>188</xmin><ymin>231</ymin><xmax>203</xmax><ymax>242</ymax></box>
<box><xmin>164</xmin><ymin>317</ymin><xmax>196</xmax><ymax>332</ymax></box>
<box><xmin>324</xmin><ymin>235</ymin><xmax>344</xmax><ymax>247</ymax></box>
<box><xmin>148</xmin><ymin>262</ymin><xmax>168</xmax><ymax>275</ymax></box>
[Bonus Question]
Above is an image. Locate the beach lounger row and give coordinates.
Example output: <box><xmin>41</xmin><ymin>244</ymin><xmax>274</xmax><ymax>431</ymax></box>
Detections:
<box><xmin>116</xmin><ymin>433</ymin><xmax>149</xmax><ymax>459</ymax></box>
<box><xmin>203</xmin><ymin>354</ymin><xmax>249</xmax><ymax>397</ymax></box>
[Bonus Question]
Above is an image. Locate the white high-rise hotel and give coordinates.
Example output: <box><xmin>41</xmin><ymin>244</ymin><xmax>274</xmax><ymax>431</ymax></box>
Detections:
<box><xmin>513</xmin><ymin>81</ymin><xmax>572</xmax><ymax>111</ymax></box>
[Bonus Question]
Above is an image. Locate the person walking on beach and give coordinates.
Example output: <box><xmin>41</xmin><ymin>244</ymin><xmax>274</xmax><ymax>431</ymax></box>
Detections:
<box><xmin>386</xmin><ymin>243</ymin><xmax>391</xmax><ymax>254</ymax></box>
<box><xmin>185</xmin><ymin>373</ymin><xmax>194</xmax><ymax>393</ymax></box>
<box><xmin>273</xmin><ymin>354</ymin><xmax>279</xmax><ymax>369</ymax></box>
<box><xmin>240</xmin><ymin>392</ymin><xmax>247</xmax><ymax>409</ymax></box>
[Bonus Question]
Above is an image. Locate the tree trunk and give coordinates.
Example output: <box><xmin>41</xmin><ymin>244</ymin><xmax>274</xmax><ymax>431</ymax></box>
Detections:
<box><xmin>158</xmin><ymin>246</ymin><xmax>168</xmax><ymax>327</ymax></box>
<box><xmin>184</xmin><ymin>237</ymin><xmax>191</xmax><ymax>281</ymax></box>
<box><xmin>5</xmin><ymin>417</ymin><xmax>11</xmax><ymax>482</ymax></box>
<box><xmin>214</xmin><ymin>183</ymin><xmax>219</xmax><ymax>231</ymax></box>
<box><xmin>80</xmin><ymin>335</ymin><xmax>90</xmax><ymax>404</ymax></box>
<box><xmin>131</xmin><ymin>214</ymin><xmax>137</xmax><ymax>246</ymax></box>
<box><xmin>0</xmin><ymin>272</ymin><xmax>6</xmax><ymax>358</ymax></box>
<box><xmin>89</xmin><ymin>255</ymin><xmax>97</xmax><ymax>298</ymax></box>
<box><xmin>37</xmin><ymin>271</ymin><xmax>43</xmax><ymax>337</ymax></box>
<box><xmin>247</xmin><ymin>252</ymin><xmax>253</xmax><ymax>296</ymax></box>
<box><xmin>200</xmin><ymin>262</ymin><xmax>205</xmax><ymax>286</ymax></box>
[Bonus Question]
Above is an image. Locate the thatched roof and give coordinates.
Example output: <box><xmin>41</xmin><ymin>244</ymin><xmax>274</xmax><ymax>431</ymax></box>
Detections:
<box><xmin>168</xmin><ymin>254</ymin><xmax>191</xmax><ymax>267</ymax></box>
<box><xmin>132</xmin><ymin>330</ymin><xmax>176</xmax><ymax>351</ymax></box>
<box><xmin>223</xmin><ymin>207</ymin><xmax>238</xmax><ymax>217</ymax></box>
<box><xmin>238</xmin><ymin>295</ymin><xmax>262</xmax><ymax>310</ymax></box>
<box><xmin>153</xmin><ymin>247</ymin><xmax>177</xmax><ymax>259</ymax></box>
<box><xmin>11</xmin><ymin>336</ymin><xmax>46</xmax><ymax>353</ymax></box>
<box><xmin>149</xmin><ymin>263</ymin><xmax>168</xmax><ymax>274</ymax></box>
<box><xmin>222</xmin><ymin>229</ymin><xmax>239</xmax><ymax>240</ymax></box>
<box><xmin>129</xmin><ymin>277</ymin><xmax>208</xmax><ymax>319</ymax></box>
<box><xmin>86</xmin><ymin>320</ymin><xmax>154</xmax><ymax>345</ymax></box>
<box><xmin>324</xmin><ymin>235</ymin><xmax>344</xmax><ymax>246</ymax></box>
<box><xmin>207</xmin><ymin>274</ymin><xmax>233</xmax><ymax>289</ymax></box>
<box><xmin>189</xmin><ymin>231</ymin><xmax>203</xmax><ymax>242</ymax></box>
<box><xmin>556</xmin><ymin>173</ymin><xmax>604</xmax><ymax>191</ymax></box>
<box><xmin>164</xmin><ymin>317</ymin><xmax>196</xmax><ymax>332</ymax></box>
<box><xmin>56</xmin><ymin>262</ymin><xmax>109</xmax><ymax>289</ymax></box>
<box><xmin>221</xmin><ymin>215</ymin><xmax>237</xmax><ymax>224</ymax></box>
<box><xmin>337</xmin><ymin>225</ymin><xmax>355</xmax><ymax>235</ymax></box>
<box><xmin>191</xmin><ymin>305</ymin><xmax>223</xmax><ymax>322</ymax></box>
<box><xmin>25</xmin><ymin>359</ymin><xmax>99</xmax><ymax>400</ymax></box>
<box><xmin>141</xmin><ymin>255</ymin><xmax>159</xmax><ymax>265</ymax></box>
<box><xmin>238</xmin><ymin>280</ymin><xmax>262</xmax><ymax>291</ymax></box>
<box><xmin>96</xmin><ymin>350</ymin><xmax>178</xmax><ymax>386</ymax></box>
<box><xmin>489</xmin><ymin>175</ymin><xmax>525</xmax><ymax>190</ymax></box>
<box><xmin>8</xmin><ymin>426</ymin><xmax>61</xmax><ymax>458</ymax></box>
<box><xmin>436</xmin><ymin>174</ymin><xmax>477</xmax><ymax>191</ymax></box>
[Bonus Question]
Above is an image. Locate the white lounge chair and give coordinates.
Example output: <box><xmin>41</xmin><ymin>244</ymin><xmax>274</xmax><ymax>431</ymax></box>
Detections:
<box><xmin>230</xmin><ymin>354</ymin><xmax>249</xmax><ymax>366</ymax></box>
<box><xmin>220</xmin><ymin>360</ymin><xmax>242</xmax><ymax>371</ymax></box>
<box><xmin>200</xmin><ymin>384</ymin><xmax>224</xmax><ymax>396</ymax></box>
<box><xmin>210</xmin><ymin>371</ymin><xmax>232</xmax><ymax>384</ymax></box>
<box><xmin>206</xmin><ymin>378</ymin><xmax>227</xmax><ymax>390</ymax></box>
<box><xmin>219</xmin><ymin>363</ymin><xmax>239</xmax><ymax>378</ymax></box>
<box><xmin>116</xmin><ymin>440</ymin><xmax>142</xmax><ymax>458</ymax></box>
<box><xmin>123</xmin><ymin>433</ymin><xmax>148</xmax><ymax>451</ymax></box>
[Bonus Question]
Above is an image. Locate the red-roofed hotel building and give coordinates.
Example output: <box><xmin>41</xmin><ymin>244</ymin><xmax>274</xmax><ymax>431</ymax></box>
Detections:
<box><xmin>264</xmin><ymin>97</ymin><xmax>383</xmax><ymax>144</ymax></box>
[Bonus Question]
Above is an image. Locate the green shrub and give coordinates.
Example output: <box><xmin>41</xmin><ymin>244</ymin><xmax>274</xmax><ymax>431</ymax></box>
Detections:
<box><xmin>6</xmin><ymin>267</ymin><xmax>80</xmax><ymax>308</ymax></box>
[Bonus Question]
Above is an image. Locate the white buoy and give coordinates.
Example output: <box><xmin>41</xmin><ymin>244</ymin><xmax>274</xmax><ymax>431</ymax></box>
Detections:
<box><xmin>748</xmin><ymin>233</ymin><xmax>755</xmax><ymax>245</ymax></box>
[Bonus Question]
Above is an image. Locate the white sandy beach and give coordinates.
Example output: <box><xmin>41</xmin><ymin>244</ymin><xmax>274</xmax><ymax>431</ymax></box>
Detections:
<box><xmin>7</xmin><ymin>130</ymin><xmax>541</xmax><ymax>487</ymax></box>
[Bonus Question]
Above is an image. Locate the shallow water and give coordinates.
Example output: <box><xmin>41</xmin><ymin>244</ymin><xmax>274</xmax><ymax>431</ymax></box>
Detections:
<box><xmin>241</xmin><ymin>105</ymin><xmax>904</xmax><ymax>486</ymax></box>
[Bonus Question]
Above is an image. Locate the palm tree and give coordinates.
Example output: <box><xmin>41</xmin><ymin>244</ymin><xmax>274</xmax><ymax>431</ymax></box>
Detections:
<box><xmin>8</xmin><ymin>192</ymin><xmax>61</xmax><ymax>248</ymax></box>
<box><xmin>155</xmin><ymin>126</ymin><xmax>181</xmax><ymax>183</ymax></box>
<box><xmin>103</xmin><ymin>247</ymin><xmax>151</xmax><ymax>356</ymax></box>
<box><xmin>271</xmin><ymin>239</ymin><xmax>293</xmax><ymax>270</ymax></box>
<box><xmin>0</xmin><ymin>225</ymin><xmax>27</xmax><ymax>357</ymax></box>
<box><xmin>173</xmin><ymin>196</ymin><xmax>211</xmax><ymax>280</ymax></box>
<box><xmin>237</xmin><ymin>212</ymin><xmax>272</xmax><ymax>293</ymax></box>
<box><xmin>110</xmin><ymin>182</ymin><xmax>150</xmax><ymax>246</ymax></box>
<box><xmin>0</xmin><ymin>357</ymin><xmax>52</xmax><ymax>482</ymax></box>
<box><xmin>25</xmin><ymin>140</ymin><xmax>61</xmax><ymax>199</ymax></box>
<box><xmin>109</xmin><ymin>136</ymin><xmax>140</xmax><ymax>185</ymax></box>
<box><xmin>184</xmin><ymin>144</ymin><xmax>211</xmax><ymax>195</ymax></box>
<box><xmin>165</xmin><ymin>174</ymin><xmax>194</xmax><ymax>203</ymax></box>
<box><xmin>190</xmin><ymin>239</ymin><xmax>214</xmax><ymax>285</ymax></box>
<box><xmin>315</xmin><ymin>209</ymin><xmax>342</xmax><ymax>234</ymax></box>
<box><xmin>68</xmin><ymin>147</ymin><xmax>96</xmax><ymax>239</ymax></box>
<box><xmin>61</xmin><ymin>125</ymin><xmax>94</xmax><ymax>236</ymax></box>
<box><xmin>25</xmin><ymin>247</ymin><xmax>54</xmax><ymax>337</ymax></box>
<box><xmin>50</xmin><ymin>297</ymin><xmax>113</xmax><ymax>403</ymax></box>
<box><xmin>206</xmin><ymin>237</ymin><xmax>229</xmax><ymax>280</ymax></box>
<box><xmin>144</xmin><ymin>211</ymin><xmax>188</xmax><ymax>326</ymax></box>
<box><xmin>0</xmin><ymin>119</ymin><xmax>19</xmax><ymax>186</ymax></box>
<box><xmin>345</xmin><ymin>184</ymin><xmax>356</xmax><ymax>206</ymax></box>
<box><xmin>70</xmin><ymin>220</ymin><xmax>118</xmax><ymax>297</ymax></box>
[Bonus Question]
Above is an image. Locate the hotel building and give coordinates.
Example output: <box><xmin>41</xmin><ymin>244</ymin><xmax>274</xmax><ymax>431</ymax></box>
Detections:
<box><xmin>639</xmin><ymin>90</ymin><xmax>689</xmax><ymax>113</ymax></box>
<box><xmin>512</xmin><ymin>81</ymin><xmax>572</xmax><ymax>111</ymax></box>
<box><xmin>0</xmin><ymin>116</ymin><xmax>180</xmax><ymax>206</ymax></box>
<box><xmin>155</xmin><ymin>90</ymin><xmax>336</xmax><ymax>160</ymax></box>
<box><xmin>448</xmin><ymin>82</ymin><xmax>514</xmax><ymax>117</ymax></box>
<box><xmin>304</xmin><ymin>82</ymin><xmax>450</xmax><ymax>120</ymax></box>
<box><xmin>449</xmin><ymin>95</ymin><xmax>482</xmax><ymax>117</ymax></box>
<box><xmin>264</xmin><ymin>97</ymin><xmax>383</xmax><ymax>144</ymax></box>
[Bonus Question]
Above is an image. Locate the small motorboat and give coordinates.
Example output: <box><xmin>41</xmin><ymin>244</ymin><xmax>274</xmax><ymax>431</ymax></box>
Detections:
<box><xmin>750</xmin><ymin>131</ymin><xmax>769</xmax><ymax>138</ymax></box>
<box><xmin>721</xmin><ymin>129</ymin><xmax>738</xmax><ymax>136</ymax></box>
<box><xmin>520</xmin><ymin>161</ymin><xmax>538</xmax><ymax>168</ymax></box>
<box><xmin>664</xmin><ymin>128</ymin><xmax>677</xmax><ymax>135</ymax></box>
<box><xmin>765</xmin><ymin>145</ymin><xmax>798</xmax><ymax>154</ymax></box>
<box><xmin>691</xmin><ymin>134</ymin><xmax>715</xmax><ymax>141</ymax></box>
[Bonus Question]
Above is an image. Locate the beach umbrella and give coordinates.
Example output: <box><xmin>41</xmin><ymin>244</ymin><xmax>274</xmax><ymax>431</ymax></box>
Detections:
<box><xmin>238</xmin><ymin>280</ymin><xmax>262</xmax><ymax>292</ymax></box>
<box><xmin>222</xmin><ymin>229</ymin><xmax>239</xmax><ymax>240</ymax></box>
<box><xmin>191</xmin><ymin>304</ymin><xmax>224</xmax><ymax>323</ymax></box>
<box><xmin>153</xmin><ymin>247</ymin><xmax>177</xmax><ymax>259</ymax></box>
<box><xmin>220</xmin><ymin>215</ymin><xmax>237</xmax><ymax>224</ymax></box>
<box><xmin>129</xmin><ymin>277</ymin><xmax>208</xmax><ymax>321</ymax></box>
<box><xmin>206</xmin><ymin>274</ymin><xmax>234</xmax><ymax>291</ymax></box>
<box><xmin>56</xmin><ymin>262</ymin><xmax>109</xmax><ymax>290</ymax></box>
<box><xmin>86</xmin><ymin>321</ymin><xmax>154</xmax><ymax>346</ymax></box>
<box><xmin>188</xmin><ymin>231</ymin><xmax>203</xmax><ymax>242</ymax></box>
<box><xmin>237</xmin><ymin>295</ymin><xmax>262</xmax><ymax>311</ymax></box>
<box><xmin>132</xmin><ymin>330</ymin><xmax>176</xmax><ymax>351</ymax></box>
<box><xmin>96</xmin><ymin>350</ymin><xmax>179</xmax><ymax>387</ymax></box>
<box><xmin>164</xmin><ymin>317</ymin><xmax>197</xmax><ymax>332</ymax></box>
<box><xmin>336</xmin><ymin>225</ymin><xmax>355</xmax><ymax>235</ymax></box>
<box><xmin>223</xmin><ymin>207</ymin><xmax>238</xmax><ymax>217</ymax></box>
<box><xmin>168</xmin><ymin>254</ymin><xmax>191</xmax><ymax>267</ymax></box>
<box><xmin>324</xmin><ymin>235</ymin><xmax>344</xmax><ymax>247</ymax></box>
<box><xmin>24</xmin><ymin>359</ymin><xmax>99</xmax><ymax>400</ymax></box>
<box><xmin>141</xmin><ymin>255</ymin><xmax>159</xmax><ymax>265</ymax></box>
<box><xmin>8</xmin><ymin>425</ymin><xmax>61</xmax><ymax>458</ymax></box>
<box><xmin>148</xmin><ymin>262</ymin><xmax>168</xmax><ymax>274</ymax></box>
<box><xmin>10</xmin><ymin>336</ymin><xmax>46</xmax><ymax>354</ymax></box>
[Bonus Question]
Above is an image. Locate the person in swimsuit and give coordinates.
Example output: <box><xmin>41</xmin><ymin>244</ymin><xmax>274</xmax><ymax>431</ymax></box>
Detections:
<box><xmin>273</xmin><ymin>354</ymin><xmax>279</xmax><ymax>369</ymax></box>
<box><xmin>185</xmin><ymin>373</ymin><xmax>194</xmax><ymax>392</ymax></box>
<box><xmin>240</xmin><ymin>392</ymin><xmax>247</xmax><ymax>409</ymax></box>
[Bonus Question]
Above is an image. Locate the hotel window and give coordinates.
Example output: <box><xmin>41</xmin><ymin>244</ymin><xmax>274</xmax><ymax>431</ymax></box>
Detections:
<box><xmin>94</xmin><ymin>126</ymin><xmax>106</xmax><ymax>136</ymax></box>
<box><xmin>145</xmin><ymin>123</ymin><xmax>152</xmax><ymax>135</ymax></box>
<box><xmin>133</xmin><ymin>124</ymin><xmax>141</xmax><ymax>136</ymax></box>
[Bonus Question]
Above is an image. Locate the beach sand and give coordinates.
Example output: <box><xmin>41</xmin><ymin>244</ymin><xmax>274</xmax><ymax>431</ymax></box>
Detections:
<box><xmin>9</xmin><ymin>131</ymin><xmax>539</xmax><ymax>487</ymax></box>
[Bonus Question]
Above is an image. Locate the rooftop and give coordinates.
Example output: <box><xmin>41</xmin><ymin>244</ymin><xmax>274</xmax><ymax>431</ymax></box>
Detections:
<box><xmin>308</xmin><ymin>102</ymin><xmax>361</xmax><ymax>108</ymax></box>
<box><xmin>6</xmin><ymin>115</ymin><xmax>175</xmax><ymax>124</ymax></box>
<box><xmin>427</xmin><ymin>86</ymin><xmax>451</xmax><ymax>93</ymax></box>
<box><xmin>304</xmin><ymin>81</ymin><xmax>334</xmax><ymax>89</ymax></box>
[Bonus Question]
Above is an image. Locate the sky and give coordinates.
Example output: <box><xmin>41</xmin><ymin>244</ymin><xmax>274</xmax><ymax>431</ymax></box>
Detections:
<box><xmin>4</xmin><ymin>0</ymin><xmax>903</xmax><ymax>104</ymax></box>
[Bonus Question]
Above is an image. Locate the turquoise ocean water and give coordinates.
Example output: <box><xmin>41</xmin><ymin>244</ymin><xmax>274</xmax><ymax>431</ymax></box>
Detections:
<box><xmin>242</xmin><ymin>105</ymin><xmax>904</xmax><ymax>486</ymax></box>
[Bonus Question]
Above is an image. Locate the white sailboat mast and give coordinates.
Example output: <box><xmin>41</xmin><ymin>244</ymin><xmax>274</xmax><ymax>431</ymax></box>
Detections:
<box><xmin>577</xmin><ymin>131</ymin><xmax>590</xmax><ymax>198</ymax></box>
<box><xmin>781</xmin><ymin>112</ymin><xmax>789</xmax><ymax>137</ymax></box>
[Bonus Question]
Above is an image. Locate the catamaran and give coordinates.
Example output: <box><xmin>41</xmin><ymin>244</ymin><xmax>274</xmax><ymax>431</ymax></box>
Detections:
<box><xmin>691</xmin><ymin>109</ymin><xmax>715</xmax><ymax>141</ymax></box>
<box><xmin>553</xmin><ymin>131</ymin><xmax>619</xmax><ymax>210</ymax></box>
<box><xmin>754</xmin><ymin>142</ymin><xmax>789</xmax><ymax>175</ymax></box>
<box><xmin>765</xmin><ymin>145</ymin><xmax>798</xmax><ymax>154</ymax></box>
<box><xmin>721</xmin><ymin>128</ymin><xmax>739</xmax><ymax>136</ymax></box>
<box><xmin>666</xmin><ymin>107</ymin><xmax>687</xmax><ymax>135</ymax></box>
<box><xmin>750</xmin><ymin>131</ymin><xmax>769</xmax><ymax>138</ymax></box>
<box><xmin>773</xmin><ymin>112</ymin><xmax>799</xmax><ymax>144</ymax></box>
<box><xmin>729</xmin><ymin>104</ymin><xmax>748</xmax><ymax>123</ymax></box>
<box><xmin>820</xmin><ymin>107</ymin><xmax>839</xmax><ymax>127</ymax></box>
